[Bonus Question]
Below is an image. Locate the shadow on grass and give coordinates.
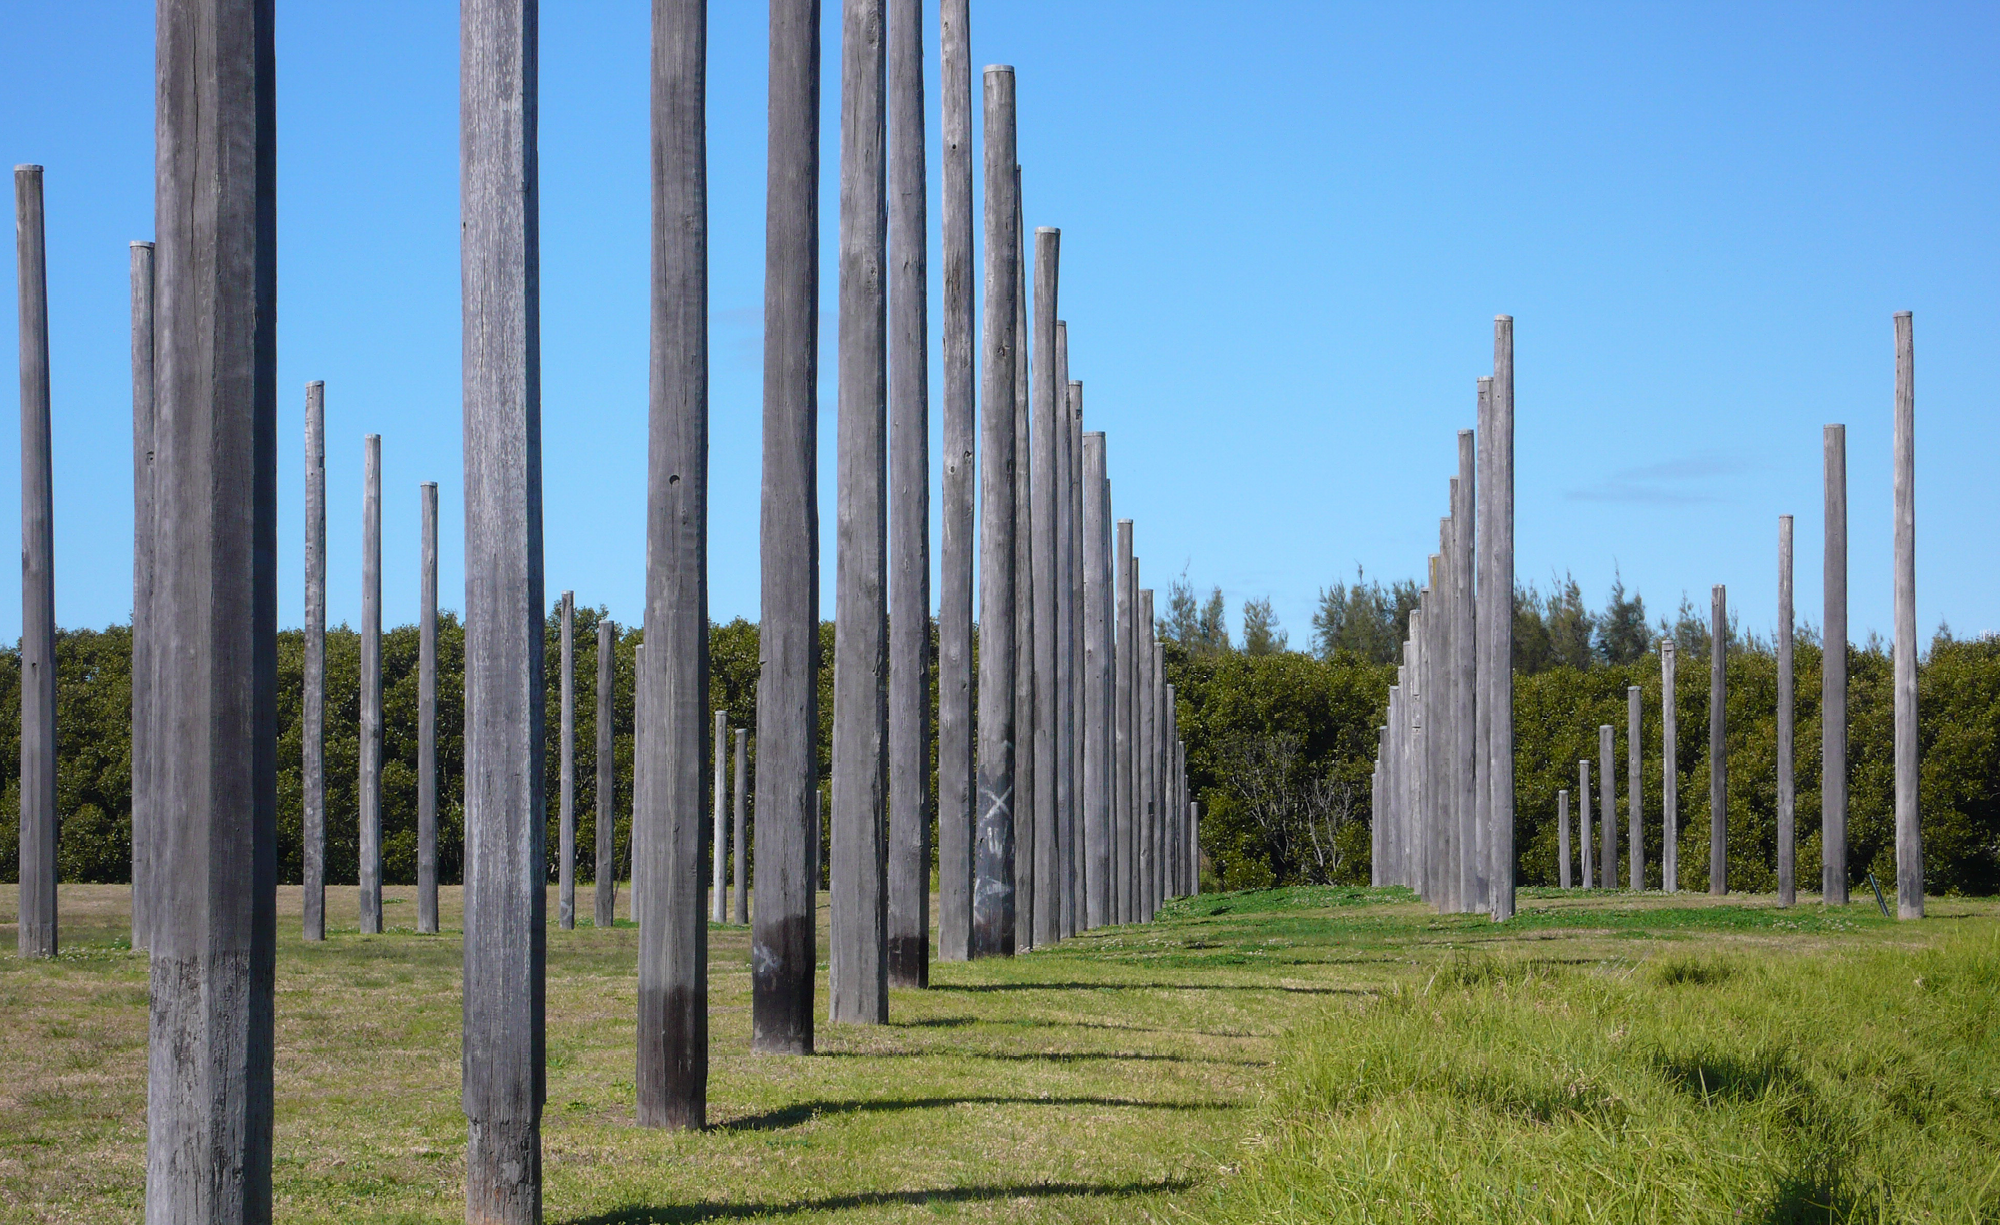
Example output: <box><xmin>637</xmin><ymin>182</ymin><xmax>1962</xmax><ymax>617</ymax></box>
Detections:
<box><xmin>891</xmin><ymin>1014</ymin><xmax>1270</xmax><ymax>1039</ymax></box>
<box><xmin>718</xmin><ymin>1096</ymin><xmax>1235</xmax><ymax>1131</ymax></box>
<box><xmin>1654</xmin><ymin>1051</ymin><xmax>1803</xmax><ymax>1104</ymax></box>
<box><xmin>564</xmin><ymin>1177</ymin><xmax>1197</xmax><ymax>1223</ymax></box>
<box><xmin>806</xmin><ymin>1048</ymin><xmax>1267</xmax><ymax>1067</ymax></box>
<box><xmin>936</xmin><ymin>980</ymin><xmax>1354</xmax><ymax>995</ymax></box>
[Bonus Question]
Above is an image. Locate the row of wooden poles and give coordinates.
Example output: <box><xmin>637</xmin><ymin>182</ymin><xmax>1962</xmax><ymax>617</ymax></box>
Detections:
<box><xmin>11</xmin><ymin>0</ymin><xmax>1199</xmax><ymax>1218</ymax></box>
<box><xmin>1368</xmin><ymin>321</ymin><xmax>1520</xmax><ymax>920</ymax></box>
<box><xmin>1373</xmin><ymin>315</ymin><xmax>1927</xmax><ymax>921</ymax></box>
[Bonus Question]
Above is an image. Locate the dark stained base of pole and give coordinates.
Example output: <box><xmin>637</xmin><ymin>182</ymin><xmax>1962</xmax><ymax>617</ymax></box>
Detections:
<box><xmin>752</xmin><ymin>914</ymin><xmax>816</xmax><ymax>1054</ymax></box>
<box><xmin>638</xmin><ymin>984</ymin><xmax>707</xmax><ymax>1129</ymax></box>
<box><xmin>466</xmin><ymin>1118</ymin><xmax>541</xmax><ymax>1224</ymax></box>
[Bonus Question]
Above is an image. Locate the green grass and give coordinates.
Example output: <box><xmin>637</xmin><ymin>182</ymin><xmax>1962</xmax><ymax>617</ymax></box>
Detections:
<box><xmin>1</xmin><ymin>884</ymin><xmax>1995</xmax><ymax>1222</ymax></box>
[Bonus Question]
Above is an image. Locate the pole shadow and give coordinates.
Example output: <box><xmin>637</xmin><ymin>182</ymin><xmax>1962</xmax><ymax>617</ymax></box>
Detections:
<box><xmin>562</xmin><ymin>1177</ymin><xmax>1198</xmax><ymax>1224</ymax></box>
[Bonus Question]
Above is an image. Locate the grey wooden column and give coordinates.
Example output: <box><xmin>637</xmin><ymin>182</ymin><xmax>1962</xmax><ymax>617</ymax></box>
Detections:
<box><xmin>1661</xmin><ymin>641</ymin><xmax>1678</xmax><ymax>893</ymax></box>
<box><xmin>970</xmin><ymin>64</ymin><xmax>1019</xmax><ymax>959</ymax></box>
<box><xmin>1577</xmin><ymin>759</ymin><xmax>1592</xmax><ymax>889</ymax></box>
<box><xmin>302</xmin><ymin>383</ymin><xmax>326</xmax><ymax>942</ymax></box>
<box><xmin>15</xmin><ymin>165</ymin><xmax>55</xmax><ymax>960</ymax></box>
<box><xmin>1031</xmin><ymin>227</ymin><xmax>1060</xmax><ymax>948</ymax></box>
<box><xmin>886</xmin><ymin>0</ymin><xmax>930</xmax><ymax>990</ymax></box>
<box><xmin>1165</xmin><ymin>689</ymin><xmax>1179</xmax><ymax>898</ymax></box>
<box><xmin>934</xmin><ymin>0</ymin><xmax>975</xmax><ymax>965</ymax></box>
<box><xmin>359</xmin><ymin>434</ymin><xmax>384</xmax><ymax>935</ymax></box>
<box><xmin>1012</xmin><ymin>181</ymin><xmax>1035</xmax><ymax>952</ymax></box>
<box><xmin>831</xmin><ymin>0</ymin><xmax>890</xmax><ymax>1025</ymax></box>
<box><xmin>1371</xmin><ymin>727</ymin><xmax>1385</xmax><ymax>887</ymax></box>
<box><xmin>1892</xmin><ymin>312</ymin><xmax>1922</xmax><ymax>919</ymax></box>
<box><xmin>1557</xmin><ymin>789</ymin><xmax>1571</xmax><ymax>888</ymax></box>
<box><xmin>1627</xmin><ymin>685</ymin><xmax>1642</xmax><ymax>891</ymax></box>
<box><xmin>1454</xmin><ymin>427</ymin><xmax>1479</xmax><ymax>911</ymax></box>
<box><xmin>144</xmin><ymin>0</ymin><xmax>277</xmax><ymax>1211</ymax></box>
<box><xmin>595</xmin><ymin>620</ymin><xmax>617</xmax><ymax>928</ymax></box>
<box><xmin>711</xmin><ymin>709</ymin><xmax>728</xmax><ymax>925</ymax></box>
<box><xmin>1384</xmin><ymin>693</ymin><xmax>1399</xmax><ymax>885</ymax></box>
<box><xmin>1708</xmin><ymin>585</ymin><xmax>1727</xmax><ymax>895</ymax></box>
<box><xmin>1114</xmin><ymin>521</ymin><xmax>1133</xmax><ymax>923</ymax></box>
<box><xmin>1822</xmin><ymin>425</ymin><xmax>1848</xmax><ymax>903</ymax></box>
<box><xmin>639</xmin><ymin>0</ymin><xmax>712</xmax><ymax>1117</ymax></box>
<box><xmin>732</xmin><ymin>728</ymin><xmax>749</xmax><ymax>926</ymax></box>
<box><xmin>1082</xmin><ymin>431</ymin><xmax>1109</xmax><ymax>926</ymax></box>
<box><xmin>1777</xmin><ymin>516</ymin><xmax>1795</xmax><ymax>907</ymax></box>
<box><xmin>1487</xmin><ymin>317</ymin><xmax>1516</xmax><ymax>919</ymax></box>
<box><xmin>1069</xmin><ymin>381</ymin><xmax>1087</xmax><ymax>925</ymax></box>
<box><xmin>753</xmin><ymin>0</ymin><xmax>819</xmax><ymax>1053</ymax></box>
<box><xmin>1139</xmin><ymin>589</ymin><xmax>1158</xmax><ymax>918</ymax></box>
<box><xmin>130</xmin><ymin>240</ymin><xmax>157</xmax><ymax>952</ymax></box>
<box><xmin>560</xmin><ymin>592</ymin><xmax>578</xmax><ymax>931</ymax></box>
<box><xmin>632</xmin><ymin>641</ymin><xmax>645</xmax><ymax>923</ymax></box>
<box><xmin>1055</xmin><ymin>332</ymin><xmax>1077</xmax><ymax>937</ymax></box>
<box><xmin>1598</xmin><ymin>724</ymin><xmax>1616</xmax><ymax>889</ymax></box>
<box><xmin>419</xmin><ymin>481</ymin><xmax>440</xmax><ymax>934</ymax></box>
<box><xmin>1408</xmin><ymin>625</ymin><xmax>1424</xmax><ymax>898</ymax></box>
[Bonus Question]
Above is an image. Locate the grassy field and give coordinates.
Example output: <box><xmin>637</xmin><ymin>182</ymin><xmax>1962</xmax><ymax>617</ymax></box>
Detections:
<box><xmin>1</xmin><ymin>884</ymin><xmax>1994</xmax><ymax>1223</ymax></box>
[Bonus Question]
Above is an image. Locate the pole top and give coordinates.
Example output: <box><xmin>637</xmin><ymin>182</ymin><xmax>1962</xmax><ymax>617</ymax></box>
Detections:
<box><xmin>1494</xmin><ymin>313</ymin><xmax>1513</xmax><ymax>323</ymax></box>
<box><xmin>1894</xmin><ymin>310</ymin><xmax>1912</xmax><ymax>320</ymax></box>
<box><xmin>421</xmin><ymin>480</ymin><xmax>437</xmax><ymax>491</ymax></box>
<box><xmin>130</xmin><ymin>239</ymin><xmax>154</xmax><ymax>250</ymax></box>
<box><xmin>14</xmin><ymin>164</ymin><xmax>43</xmax><ymax>175</ymax></box>
<box><xmin>984</xmin><ymin>64</ymin><xmax>1015</xmax><ymax>76</ymax></box>
<box><xmin>1035</xmin><ymin>226</ymin><xmax>1059</xmax><ymax>236</ymax></box>
<box><xmin>307</xmin><ymin>379</ymin><xmax>325</xmax><ymax>390</ymax></box>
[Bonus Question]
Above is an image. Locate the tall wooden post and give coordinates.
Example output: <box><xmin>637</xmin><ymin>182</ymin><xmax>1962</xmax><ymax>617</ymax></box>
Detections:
<box><xmin>1777</xmin><ymin>516</ymin><xmax>1795</xmax><ymax>907</ymax></box>
<box><xmin>1454</xmin><ymin>427</ymin><xmax>1478</xmax><ymax>911</ymax></box>
<box><xmin>1083</xmin><ymin>432</ymin><xmax>1110</xmax><ymax>925</ymax></box>
<box><xmin>1577</xmin><ymin>759</ymin><xmax>1592</xmax><ymax>889</ymax></box>
<box><xmin>560</xmin><ymin>592</ymin><xmax>578</xmax><ymax>931</ymax></box>
<box><xmin>1598</xmin><ymin>724</ymin><xmax>1615</xmax><ymax>889</ymax></box>
<box><xmin>461</xmin><ymin>0</ymin><xmax>546</xmax><ymax>1205</ymax></box>
<box><xmin>1139</xmin><ymin>589</ymin><xmax>1157</xmax><ymax>918</ymax></box>
<box><xmin>15</xmin><ymin>165</ymin><xmax>56</xmax><ymax>960</ymax></box>
<box><xmin>1661</xmin><ymin>640</ymin><xmax>1678</xmax><ymax>893</ymax></box>
<box><xmin>711</xmin><ymin>709</ymin><xmax>728</xmax><ymax>925</ymax></box>
<box><xmin>831</xmin><ymin>0</ymin><xmax>890</xmax><ymax>1024</ymax></box>
<box><xmin>1627</xmin><ymin>686</ymin><xmax>1642</xmax><ymax>891</ymax></box>
<box><xmin>970</xmin><ymin>64</ymin><xmax>1019</xmax><ymax>959</ymax></box>
<box><xmin>1484</xmin><ymin>318</ymin><xmax>1516</xmax><ymax>920</ymax></box>
<box><xmin>418</xmin><ymin>481</ymin><xmax>440</xmax><ymax>934</ymax></box>
<box><xmin>754</xmin><ymin>0</ymin><xmax>818</xmax><ymax>1054</ymax></box>
<box><xmin>1709</xmin><ymin>585</ymin><xmax>1727</xmax><ymax>895</ymax></box>
<box><xmin>130</xmin><ymin>240</ymin><xmax>157</xmax><ymax>951</ymax></box>
<box><xmin>1822</xmin><ymin>426</ymin><xmax>1848</xmax><ymax>903</ymax></box>
<box><xmin>302</xmin><ymin>383</ymin><xmax>326</xmax><ymax>942</ymax></box>
<box><xmin>1892</xmin><ymin>312</ymin><xmax>1922</xmax><ymax>919</ymax></box>
<box><xmin>144</xmin><ymin>0</ymin><xmax>277</xmax><ymax>1211</ymax></box>
<box><xmin>1557</xmin><ymin>789</ymin><xmax>1571</xmax><ymax>888</ymax></box>
<box><xmin>886</xmin><ymin>0</ymin><xmax>930</xmax><ymax>988</ymax></box>
<box><xmin>1054</xmin><ymin>326</ymin><xmax>1076</xmax><ymax>936</ymax></box>
<box><xmin>1031</xmin><ymin>227</ymin><xmax>1060</xmax><ymax>948</ymax></box>
<box><xmin>1011</xmin><ymin>180</ymin><xmax>1035</xmax><ymax>952</ymax></box>
<box><xmin>640</xmin><ymin>0</ymin><xmax>712</xmax><ymax>1119</ymax></box>
<box><xmin>1114</xmin><ymin>521</ymin><xmax>1133</xmax><ymax>923</ymax></box>
<box><xmin>1064</xmin><ymin>370</ymin><xmax>1083</xmax><ymax>930</ymax></box>
<box><xmin>732</xmin><ymin>728</ymin><xmax>749</xmax><ymax>925</ymax></box>
<box><xmin>359</xmin><ymin>434</ymin><xmax>384</xmax><ymax>934</ymax></box>
<box><xmin>934</xmin><ymin>0</ymin><xmax>975</xmax><ymax>965</ymax></box>
<box><xmin>595</xmin><ymin>620</ymin><xmax>617</xmax><ymax>928</ymax></box>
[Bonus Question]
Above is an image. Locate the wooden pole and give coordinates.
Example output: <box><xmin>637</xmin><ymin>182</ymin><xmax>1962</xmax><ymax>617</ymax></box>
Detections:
<box><xmin>1557</xmin><ymin>789</ymin><xmax>1571</xmax><ymax>888</ymax></box>
<box><xmin>1012</xmin><ymin>176</ymin><xmax>1035</xmax><ymax>952</ymax></box>
<box><xmin>1084</xmin><ymin>431</ymin><xmax>1109</xmax><ymax>926</ymax></box>
<box><xmin>1487</xmin><ymin>316</ymin><xmax>1515</xmax><ymax>920</ymax></box>
<box><xmin>1065</xmin><ymin>372</ymin><xmax>1083</xmax><ymax>930</ymax></box>
<box><xmin>359</xmin><ymin>433</ymin><xmax>384</xmax><ymax>934</ymax></box>
<box><xmin>732</xmin><ymin>728</ymin><xmax>749</xmax><ymax>925</ymax></box>
<box><xmin>1455</xmin><ymin>426</ymin><xmax>1479</xmax><ymax>911</ymax></box>
<box><xmin>1627</xmin><ymin>685</ymin><xmax>1642</xmax><ymax>891</ymax></box>
<box><xmin>934</xmin><ymin>0</ymin><xmax>975</xmax><ymax>965</ymax></box>
<box><xmin>1777</xmin><ymin>516</ymin><xmax>1794</xmax><ymax>907</ymax></box>
<box><xmin>144</xmin><ymin>0</ymin><xmax>277</xmax><ymax>1209</ymax></box>
<box><xmin>1054</xmin><ymin>328</ymin><xmax>1076</xmax><ymax>936</ymax></box>
<box><xmin>595</xmin><ymin>620</ymin><xmax>617</xmax><ymax>928</ymax></box>
<box><xmin>1578</xmin><ymin>759</ymin><xmax>1592</xmax><ymax>889</ymax></box>
<box><xmin>1598</xmin><ymin>723</ymin><xmax>1616</xmax><ymax>889</ymax></box>
<box><xmin>130</xmin><ymin>240</ymin><xmax>157</xmax><ymax>951</ymax></box>
<box><xmin>302</xmin><ymin>381</ymin><xmax>326</xmax><ymax>943</ymax></box>
<box><xmin>1662</xmin><ymin>640</ymin><xmax>1678</xmax><ymax>893</ymax></box>
<box><xmin>831</xmin><ymin>0</ymin><xmax>890</xmax><ymax>1024</ymax></box>
<box><xmin>1709</xmin><ymin>585</ymin><xmax>1727</xmax><ymax>895</ymax></box>
<box><xmin>1892</xmin><ymin>313</ymin><xmax>1922</xmax><ymax>919</ymax></box>
<box><xmin>1139</xmin><ymin>589</ymin><xmax>1157</xmax><ymax>918</ymax></box>
<box><xmin>561</xmin><ymin>592</ymin><xmax>578</xmax><ymax>931</ymax></box>
<box><xmin>711</xmin><ymin>709</ymin><xmax>728</xmax><ymax>925</ymax></box>
<box><xmin>1114</xmin><ymin>521</ymin><xmax>1133</xmax><ymax>923</ymax></box>
<box><xmin>886</xmin><ymin>0</ymin><xmax>930</xmax><ymax>988</ymax></box>
<box><xmin>632</xmin><ymin>642</ymin><xmax>644</xmax><ymax>923</ymax></box>
<box><xmin>1822</xmin><ymin>426</ymin><xmax>1848</xmax><ymax>904</ymax></box>
<box><xmin>1031</xmin><ymin>227</ymin><xmax>1060</xmax><ymax>948</ymax></box>
<box><xmin>970</xmin><ymin>64</ymin><xmax>1019</xmax><ymax>959</ymax></box>
<box><xmin>15</xmin><ymin>165</ymin><xmax>55</xmax><ymax>960</ymax></box>
<box><xmin>461</xmin><ymin>0</ymin><xmax>546</xmax><ymax>1203</ymax></box>
<box><xmin>639</xmin><ymin>0</ymin><xmax>712</xmax><ymax>1118</ymax></box>
<box><xmin>419</xmin><ymin>481</ymin><xmax>439</xmax><ymax>933</ymax></box>
<box><xmin>753</xmin><ymin>0</ymin><xmax>819</xmax><ymax>1053</ymax></box>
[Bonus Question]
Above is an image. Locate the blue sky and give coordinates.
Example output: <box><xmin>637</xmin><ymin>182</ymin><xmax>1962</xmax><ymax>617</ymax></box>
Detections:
<box><xmin>3</xmin><ymin>2</ymin><xmax>1996</xmax><ymax>648</ymax></box>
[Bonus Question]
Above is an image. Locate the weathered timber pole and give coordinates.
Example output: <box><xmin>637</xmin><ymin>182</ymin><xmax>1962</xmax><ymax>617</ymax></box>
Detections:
<box><xmin>1031</xmin><ymin>227</ymin><xmax>1060</xmax><ymax>948</ymax></box>
<box><xmin>302</xmin><ymin>383</ymin><xmax>326</xmax><ymax>942</ymax></box>
<box><xmin>1893</xmin><ymin>312</ymin><xmax>1922</xmax><ymax>919</ymax></box>
<box><xmin>419</xmin><ymin>481</ymin><xmax>440</xmax><ymax>933</ymax></box>
<box><xmin>595</xmin><ymin>619</ymin><xmax>617</xmax><ymax>928</ymax></box>
<box><xmin>561</xmin><ymin>592</ymin><xmax>578</xmax><ymax>931</ymax></box>
<box><xmin>1455</xmin><ymin>427</ymin><xmax>1479</xmax><ymax>910</ymax></box>
<box><xmin>632</xmin><ymin>642</ymin><xmax>645</xmax><ymax>923</ymax></box>
<box><xmin>1557</xmin><ymin>789</ymin><xmax>1572</xmax><ymax>888</ymax></box>
<box><xmin>1012</xmin><ymin>175</ymin><xmax>1035</xmax><ymax>951</ymax></box>
<box><xmin>1627</xmin><ymin>686</ymin><xmax>1642</xmax><ymax>891</ymax></box>
<box><xmin>1822</xmin><ymin>425</ymin><xmax>1848</xmax><ymax>903</ymax></box>
<box><xmin>711</xmin><ymin>709</ymin><xmax>728</xmax><ymax>926</ymax></box>
<box><xmin>359</xmin><ymin>434</ymin><xmax>384</xmax><ymax>934</ymax></box>
<box><xmin>970</xmin><ymin>64</ymin><xmax>1019</xmax><ymax>959</ymax></box>
<box><xmin>1598</xmin><ymin>723</ymin><xmax>1616</xmax><ymax>889</ymax></box>
<box><xmin>754</xmin><ymin>0</ymin><xmax>819</xmax><ymax>1053</ymax></box>
<box><xmin>1139</xmin><ymin>589</ymin><xmax>1158</xmax><ymax>918</ymax></box>
<box><xmin>732</xmin><ymin>728</ymin><xmax>749</xmax><ymax>926</ymax></box>
<box><xmin>1661</xmin><ymin>640</ymin><xmax>1678</xmax><ymax>892</ymax></box>
<box><xmin>130</xmin><ymin>240</ymin><xmax>157</xmax><ymax>951</ymax></box>
<box><xmin>1114</xmin><ymin>521</ymin><xmax>1134</xmax><ymax>923</ymax></box>
<box><xmin>639</xmin><ymin>0</ymin><xmax>712</xmax><ymax>1118</ymax></box>
<box><xmin>145</xmin><ymin>0</ymin><xmax>277</xmax><ymax>1211</ymax></box>
<box><xmin>1709</xmin><ymin>584</ymin><xmax>1727</xmax><ymax>895</ymax></box>
<box><xmin>1371</xmin><ymin>727</ymin><xmax>1385</xmax><ymax>887</ymax></box>
<box><xmin>934</xmin><ymin>0</ymin><xmax>975</xmax><ymax>965</ymax></box>
<box><xmin>831</xmin><ymin>0</ymin><xmax>890</xmax><ymax>1023</ymax></box>
<box><xmin>15</xmin><ymin>166</ymin><xmax>55</xmax><ymax>960</ymax></box>
<box><xmin>1488</xmin><ymin>317</ymin><xmax>1516</xmax><ymax>919</ymax></box>
<box><xmin>1165</xmin><ymin>689</ymin><xmax>1179</xmax><ymax>898</ymax></box>
<box><xmin>1055</xmin><ymin>333</ymin><xmax>1077</xmax><ymax>936</ymax></box>
<box><xmin>1777</xmin><ymin>516</ymin><xmax>1795</xmax><ymax>907</ymax></box>
<box><xmin>1578</xmin><ymin>759</ymin><xmax>1592</xmax><ymax>889</ymax></box>
<box><xmin>1083</xmin><ymin>430</ymin><xmax>1109</xmax><ymax>926</ymax></box>
<box><xmin>886</xmin><ymin>0</ymin><xmax>930</xmax><ymax>988</ymax></box>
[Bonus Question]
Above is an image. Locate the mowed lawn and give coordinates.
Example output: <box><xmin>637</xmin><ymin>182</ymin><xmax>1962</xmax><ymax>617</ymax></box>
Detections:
<box><xmin>0</xmin><ymin>884</ymin><xmax>1994</xmax><ymax>1223</ymax></box>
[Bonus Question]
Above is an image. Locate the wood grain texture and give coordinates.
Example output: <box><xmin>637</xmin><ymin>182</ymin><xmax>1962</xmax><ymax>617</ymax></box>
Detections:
<box><xmin>419</xmin><ymin>482</ymin><xmax>439</xmax><ymax>933</ymax></box>
<box><xmin>303</xmin><ymin>381</ymin><xmax>326</xmax><ymax>943</ymax></box>
<box><xmin>1893</xmin><ymin>313</ymin><xmax>1922</xmax><ymax>920</ymax></box>
<box><xmin>130</xmin><ymin>241</ymin><xmax>157</xmax><ymax>951</ymax></box>
<box><xmin>595</xmin><ymin>619</ymin><xmax>618</xmax><ymax>928</ymax></box>
<box><xmin>1822</xmin><ymin>425</ymin><xmax>1848</xmax><ymax>904</ymax></box>
<box><xmin>16</xmin><ymin>166</ymin><xmax>55</xmax><ymax>959</ymax></box>
<box><xmin>1031</xmin><ymin>228</ymin><xmax>1060</xmax><ymax>947</ymax></box>
<box><xmin>359</xmin><ymin>435</ymin><xmax>383</xmax><ymax>935</ymax></box>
